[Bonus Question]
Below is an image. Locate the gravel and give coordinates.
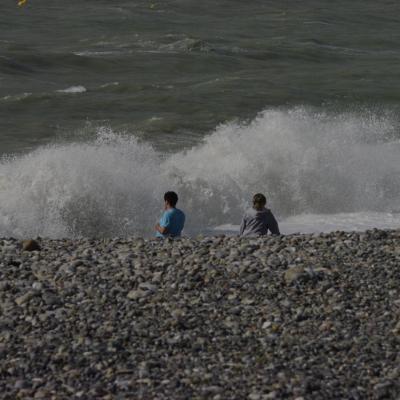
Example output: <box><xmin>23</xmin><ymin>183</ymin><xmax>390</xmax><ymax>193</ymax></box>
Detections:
<box><xmin>1</xmin><ymin>229</ymin><xmax>400</xmax><ymax>399</ymax></box>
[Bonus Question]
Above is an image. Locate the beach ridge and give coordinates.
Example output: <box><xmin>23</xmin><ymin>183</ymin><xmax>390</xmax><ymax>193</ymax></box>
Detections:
<box><xmin>1</xmin><ymin>229</ymin><xmax>400</xmax><ymax>398</ymax></box>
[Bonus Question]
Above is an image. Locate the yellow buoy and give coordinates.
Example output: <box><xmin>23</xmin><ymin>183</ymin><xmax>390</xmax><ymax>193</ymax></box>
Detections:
<box><xmin>18</xmin><ymin>0</ymin><xmax>27</xmax><ymax>6</ymax></box>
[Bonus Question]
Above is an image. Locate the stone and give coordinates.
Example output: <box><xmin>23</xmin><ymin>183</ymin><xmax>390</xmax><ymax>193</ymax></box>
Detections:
<box><xmin>392</xmin><ymin>321</ymin><xmax>400</xmax><ymax>334</ymax></box>
<box><xmin>284</xmin><ymin>266</ymin><xmax>306</xmax><ymax>285</ymax></box>
<box><xmin>21</xmin><ymin>239</ymin><xmax>41</xmax><ymax>251</ymax></box>
<box><xmin>127</xmin><ymin>289</ymin><xmax>149</xmax><ymax>300</ymax></box>
<box><xmin>15</xmin><ymin>291</ymin><xmax>37</xmax><ymax>306</ymax></box>
<box><xmin>262</xmin><ymin>321</ymin><xmax>272</xmax><ymax>330</ymax></box>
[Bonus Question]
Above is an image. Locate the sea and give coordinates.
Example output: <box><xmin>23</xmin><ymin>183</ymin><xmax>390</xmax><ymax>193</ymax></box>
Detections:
<box><xmin>1</xmin><ymin>0</ymin><xmax>400</xmax><ymax>238</ymax></box>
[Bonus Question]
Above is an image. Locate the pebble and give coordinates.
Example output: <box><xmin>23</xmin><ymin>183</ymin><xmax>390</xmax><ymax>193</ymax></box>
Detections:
<box><xmin>15</xmin><ymin>291</ymin><xmax>37</xmax><ymax>306</ymax></box>
<box><xmin>21</xmin><ymin>239</ymin><xmax>41</xmax><ymax>251</ymax></box>
<box><xmin>127</xmin><ymin>289</ymin><xmax>149</xmax><ymax>300</ymax></box>
<box><xmin>284</xmin><ymin>265</ymin><xmax>306</xmax><ymax>285</ymax></box>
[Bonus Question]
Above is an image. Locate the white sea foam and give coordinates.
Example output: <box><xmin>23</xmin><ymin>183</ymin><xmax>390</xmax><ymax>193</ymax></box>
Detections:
<box><xmin>1</xmin><ymin>92</ymin><xmax>32</xmax><ymax>102</ymax></box>
<box><xmin>56</xmin><ymin>86</ymin><xmax>87</xmax><ymax>94</ymax></box>
<box><xmin>279</xmin><ymin>212</ymin><xmax>400</xmax><ymax>234</ymax></box>
<box><xmin>0</xmin><ymin>108</ymin><xmax>399</xmax><ymax>238</ymax></box>
<box><xmin>74</xmin><ymin>51</ymin><xmax>122</xmax><ymax>57</ymax></box>
<box><xmin>99</xmin><ymin>82</ymin><xmax>120</xmax><ymax>88</ymax></box>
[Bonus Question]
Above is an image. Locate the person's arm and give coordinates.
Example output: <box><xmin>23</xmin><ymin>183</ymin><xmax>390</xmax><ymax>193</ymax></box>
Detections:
<box><xmin>267</xmin><ymin>211</ymin><xmax>280</xmax><ymax>235</ymax></box>
<box><xmin>155</xmin><ymin>212</ymin><xmax>171</xmax><ymax>235</ymax></box>
<box><xmin>239</xmin><ymin>215</ymin><xmax>247</xmax><ymax>236</ymax></box>
<box><xmin>155</xmin><ymin>223</ymin><xmax>168</xmax><ymax>235</ymax></box>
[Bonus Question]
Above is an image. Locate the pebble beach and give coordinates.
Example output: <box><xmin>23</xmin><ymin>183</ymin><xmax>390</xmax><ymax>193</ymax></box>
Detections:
<box><xmin>1</xmin><ymin>229</ymin><xmax>400</xmax><ymax>399</ymax></box>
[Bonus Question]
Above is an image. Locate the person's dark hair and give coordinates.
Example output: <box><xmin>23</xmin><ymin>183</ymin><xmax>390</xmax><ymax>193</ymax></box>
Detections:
<box><xmin>164</xmin><ymin>191</ymin><xmax>178</xmax><ymax>207</ymax></box>
<box><xmin>253</xmin><ymin>193</ymin><xmax>266</xmax><ymax>210</ymax></box>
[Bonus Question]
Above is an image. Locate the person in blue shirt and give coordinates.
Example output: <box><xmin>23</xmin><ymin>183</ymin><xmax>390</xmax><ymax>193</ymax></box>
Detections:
<box><xmin>155</xmin><ymin>191</ymin><xmax>186</xmax><ymax>238</ymax></box>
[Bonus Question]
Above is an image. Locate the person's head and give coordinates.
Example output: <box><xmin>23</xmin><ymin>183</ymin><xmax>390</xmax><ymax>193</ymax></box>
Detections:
<box><xmin>253</xmin><ymin>193</ymin><xmax>266</xmax><ymax>211</ymax></box>
<box><xmin>164</xmin><ymin>191</ymin><xmax>178</xmax><ymax>209</ymax></box>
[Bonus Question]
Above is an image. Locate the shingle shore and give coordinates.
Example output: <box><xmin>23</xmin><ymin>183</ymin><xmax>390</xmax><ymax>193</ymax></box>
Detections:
<box><xmin>1</xmin><ymin>229</ymin><xmax>400</xmax><ymax>399</ymax></box>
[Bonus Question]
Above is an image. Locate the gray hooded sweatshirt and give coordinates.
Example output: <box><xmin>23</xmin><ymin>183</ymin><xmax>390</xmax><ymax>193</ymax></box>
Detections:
<box><xmin>239</xmin><ymin>207</ymin><xmax>280</xmax><ymax>236</ymax></box>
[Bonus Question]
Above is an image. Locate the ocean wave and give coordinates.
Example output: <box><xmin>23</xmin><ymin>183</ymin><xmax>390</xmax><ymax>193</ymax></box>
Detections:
<box><xmin>99</xmin><ymin>82</ymin><xmax>120</xmax><ymax>89</ymax></box>
<box><xmin>73</xmin><ymin>50</ymin><xmax>126</xmax><ymax>57</ymax></box>
<box><xmin>1</xmin><ymin>83</ymin><xmax>118</xmax><ymax>103</ymax></box>
<box><xmin>0</xmin><ymin>55</ymin><xmax>35</xmax><ymax>74</ymax></box>
<box><xmin>56</xmin><ymin>86</ymin><xmax>87</xmax><ymax>94</ymax></box>
<box><xmin>158</xmin><ymin>37</ymin><xmax>210</xmax><ymax>53</ymax></box>
<box><xmin>1</xmin><ymin>92</ymin><xmax>32</xmax><ymax>102</ymax></box>
<box><xmin>0</xmin><ymin>108</ymin><xmax>399</xmax><ymax>238</ymax></box>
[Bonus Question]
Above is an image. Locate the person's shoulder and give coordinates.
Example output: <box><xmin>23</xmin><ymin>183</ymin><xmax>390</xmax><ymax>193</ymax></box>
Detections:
<box><xmin>265</xmin><ymin>209</ymin><xmax>278</xmax><ymax>222</ymax></box>
<box><xmin>162</xmin><ymin>209</ymin><xmax>175</xmax><ymax>220</ymax></box>
<box><xmin>244</xmin><ymin>208</ymin><xmax>257</xmax><ymax>217</ymax></box>
<box><xmin>172</xmin><ymin>208</ymin><xmax>185</xmax><ymax>217</ymax></box>
<box><xmin>176</xmin><ymin>208</ymin><xmax>185</xmax><ymax>217</ymax></box>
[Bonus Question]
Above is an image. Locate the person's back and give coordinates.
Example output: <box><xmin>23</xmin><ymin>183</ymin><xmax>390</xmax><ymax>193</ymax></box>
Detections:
<box><xmin>157</xmin><ymin>207</ymin><xmax>185</xmax><ymax>238</ymax></box>
<box><xmin>239</xmin><ymin>193</ymin><xmax>280</xmax><ymax>237</ymax></box>
<box><xmin>155</xmin><ymin>191</ymin><xmax>185</xmax><ymax>238</ymax></box>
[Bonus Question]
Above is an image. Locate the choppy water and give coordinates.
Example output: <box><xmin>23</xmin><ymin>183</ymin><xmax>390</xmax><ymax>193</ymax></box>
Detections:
<box><xmin>1</xmin><ymin>1</ymin><xmax>400</xmax><ymax>237</ymax></box>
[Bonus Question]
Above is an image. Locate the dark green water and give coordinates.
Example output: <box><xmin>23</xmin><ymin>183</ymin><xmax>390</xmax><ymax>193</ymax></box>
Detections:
<box><xmin>1</xmin><ymin>0</ymin><xmax>400</xmax><ymax>154</ymax></box>
<box><xmin>1</xmin><ymin>0</ymin><xmax>400</xmax><ymax>238</ymax></box>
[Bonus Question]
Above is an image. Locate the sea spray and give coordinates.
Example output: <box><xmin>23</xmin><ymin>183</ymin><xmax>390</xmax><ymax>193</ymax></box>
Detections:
<box><xmin>0</xmin><ymin>130</ymin><xmax>163</xmax><ymax>238</ymax></box>
<box><xmin>0</xmin><ymin>108</ymin><xmax>399</xmax><ymax>238</ymax></box>
<box><xmin>170</xmin><ymin>108</ymin><xmax>400</xmax><ymax>217</ymax></box>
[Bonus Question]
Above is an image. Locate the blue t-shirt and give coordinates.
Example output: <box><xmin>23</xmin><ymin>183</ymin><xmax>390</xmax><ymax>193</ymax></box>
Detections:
<box><xmin>156</xmin><ymin>208</ymin><xmax>185</xmax><ymax>238</ymax></box>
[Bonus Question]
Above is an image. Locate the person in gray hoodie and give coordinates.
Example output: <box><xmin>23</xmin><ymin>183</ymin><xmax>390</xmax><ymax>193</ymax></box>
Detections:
<box><xmin>239</xmin><ymin>193</ymin><xmax>280</xmax><ymax>236</ymax></box>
